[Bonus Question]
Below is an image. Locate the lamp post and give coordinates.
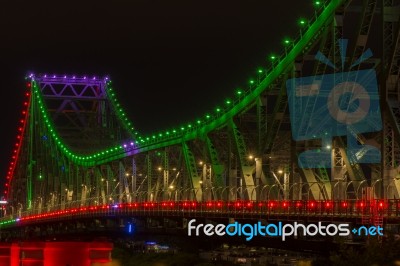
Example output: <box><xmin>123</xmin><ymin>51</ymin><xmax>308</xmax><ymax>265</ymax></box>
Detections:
<box><xmin>37</xmin><ymin>197</ymin><xmax>42</xmax><ymax>213</ymax></box>
<box><xmin>168</xmin><ymin>185</ymin><xmax>174</xmax><ymax>200</ymax></box>
<box><xmin>131</xmin><ymin>175</ymin><xmax>134</xmax><ymax>202</ymax></box>
<box><xmin>101</xmin><ymin>179</ymin><xmax>109</xmax><ymax>199</ymax></box>
<box><xmin>125</xmin><ymin>172</ymin><xmax>134</xmax><ymax>203</ymax></box>
<box><xmin>277</xmin><ymin>169</ymin><xmax>289</xmax><ymax>200</ymax></box>
<box><xmin>199</xmin><ymin>180</ymin><xmax>203</xmax><ymax>201</ymax></box>
<box><xmin>64</xmin><ymin>188</ymin><xmax>69</xmax><ymax>208</ymax></box>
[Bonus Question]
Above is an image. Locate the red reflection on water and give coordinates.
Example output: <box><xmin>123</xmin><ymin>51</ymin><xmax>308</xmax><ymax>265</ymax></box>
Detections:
<box><xmin>0</xmin><ymin>241</ymin><xmax>113</xmax><ymax>266</ymax></box>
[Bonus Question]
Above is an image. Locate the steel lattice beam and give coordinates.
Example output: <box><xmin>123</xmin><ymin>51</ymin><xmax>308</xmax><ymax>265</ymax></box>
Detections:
<box><xmin>182</xmin><ymin>142</ymin><xmax>202</xmax><ymax>201</ymax></box>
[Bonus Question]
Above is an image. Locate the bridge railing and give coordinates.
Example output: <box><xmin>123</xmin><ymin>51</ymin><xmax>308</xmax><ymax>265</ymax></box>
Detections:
<box><xmin>2</xmin><ymin>198</ymin><xmax>400</xmax><ymax>228</ymax></box>
<box><xmin>9</xmin><ymin>177</ymin><xmax>398</xmax><ymax>219</ymax></box>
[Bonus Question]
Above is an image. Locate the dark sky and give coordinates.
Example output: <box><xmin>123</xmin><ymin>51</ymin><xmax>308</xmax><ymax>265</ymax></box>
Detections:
<box><xmin>0</xmin><ymin>1</ymin><xmax>316</xmax><ymax>184</ymax></box>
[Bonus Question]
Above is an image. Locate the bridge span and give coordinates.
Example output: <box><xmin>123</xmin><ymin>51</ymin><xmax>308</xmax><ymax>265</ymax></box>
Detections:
<box><xmin>3</xmin><ymin>0</ymin><xmax>400</xmax><ymax>241</ymax></box>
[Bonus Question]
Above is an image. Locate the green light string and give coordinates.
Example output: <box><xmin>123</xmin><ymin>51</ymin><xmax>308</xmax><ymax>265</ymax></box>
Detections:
<box><xmin>31</xmin><ymin>81</ymin><xmax>125</xmax><ymax>166</ymax></box>
<box><xmin>28</xmin><ymin>0</ymin><xmax>337</xmax><ymax>166</ymax></box>
<box><xmin>105</xmin><ymin>81</ymin><xmax>138</xmax><ymax>139</ymax></box>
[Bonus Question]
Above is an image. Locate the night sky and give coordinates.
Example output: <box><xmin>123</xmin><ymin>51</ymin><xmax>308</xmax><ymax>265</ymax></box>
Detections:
<box><xmin>0</xmin><ymin>1</ymin><xmax>315</xmax><ymax>185</ymax></box>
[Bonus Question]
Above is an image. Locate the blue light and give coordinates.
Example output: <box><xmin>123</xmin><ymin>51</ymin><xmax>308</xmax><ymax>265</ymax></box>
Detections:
<box><xmin>126</xmin><ymin>222</ymin><xmax>135</xmax><ymax>234</ymax></box>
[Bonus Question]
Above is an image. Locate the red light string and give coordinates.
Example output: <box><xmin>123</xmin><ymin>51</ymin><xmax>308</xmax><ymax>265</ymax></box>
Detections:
<box><xmin>4</xmin><ymin>82</ymin><xmax>31</xmax><ymax>198</ymax></box>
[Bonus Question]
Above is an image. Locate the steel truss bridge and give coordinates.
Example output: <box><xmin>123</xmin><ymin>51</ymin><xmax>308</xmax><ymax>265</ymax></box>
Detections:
<box><xmin>3</xmin><ymin>0</ymin><xmax>400</xmax><ymax>234</ymax></box>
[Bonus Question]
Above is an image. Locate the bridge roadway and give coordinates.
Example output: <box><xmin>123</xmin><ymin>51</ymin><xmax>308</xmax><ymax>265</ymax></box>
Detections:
<box><xmin>0</xmin><ymin>198</ymin><xmax>399</xmax><ymax>230</ymax></box>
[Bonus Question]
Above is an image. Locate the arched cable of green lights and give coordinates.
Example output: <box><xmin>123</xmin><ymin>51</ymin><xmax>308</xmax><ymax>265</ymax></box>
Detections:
<box><xmin>105</xmin><ymin>81</ymin><xmax>137</xmax><ymax>139</ymax></box>
<box><xmin>105</xmin><ymin>0</ymin><xmax>345</xmax><ymax>147</ymax></box>
<box><xmin>31</xmin><ymin>81</ymin><xmax>126</xmax><ymax>166</ymax></box>
<box><xmin>176</xmin><ymin>0</ymin><xmax>345</xmax><ymax>142</ymax></box>
<box><xmin>103</xmin><ymin>0</ymin><xmax>344</xmax><ymax>151</ymax></box>
<box><xmin>31</xmin><ymin>0</ymin><xmax>345</xmax><ymax>167</ymax></box>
